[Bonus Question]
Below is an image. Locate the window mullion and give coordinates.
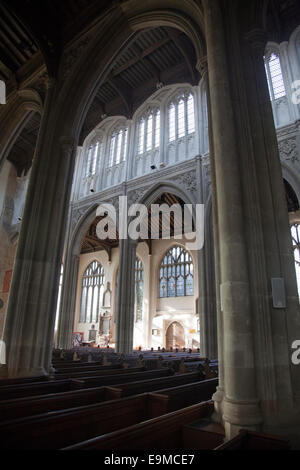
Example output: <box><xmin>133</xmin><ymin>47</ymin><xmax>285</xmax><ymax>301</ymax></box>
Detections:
<box><xmin>84</xmin><ymin>280</ymin><xmax>89</xmax><ymax>323</ymax></box>
<box><xmin>144</xmin><ymin>117</ymin><xmax>148</xmax><ymax>153</ymax></box>
<box><xmin>175</xmin><ymin>103</ymin><xmax>178</xmax><ymax>140</ymax></box>
<box><xmin>152</xmin><ymin>113</ymin><xmax>156</xmax><ymax>150</ymax></box>
<box><xmin>185</xmin><ymin>98</ymin><xmax>188</xmax><ymax>137</ymax></box>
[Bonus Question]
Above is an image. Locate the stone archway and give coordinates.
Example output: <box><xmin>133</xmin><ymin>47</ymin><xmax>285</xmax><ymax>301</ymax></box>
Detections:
<box><xmin>166</xmin><ymin>321</ymin><xmax>185</xmax><ymax>350</ymax></box>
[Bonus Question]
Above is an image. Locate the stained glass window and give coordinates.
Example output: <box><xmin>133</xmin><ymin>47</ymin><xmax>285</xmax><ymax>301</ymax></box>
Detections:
<box><xmin>291</xmin><ymin>224</ymin><xmax>300</xmax><ymax>301</ymax></box>
<box><xmin>80</xmin><ymin>261</ymin><xmax>105</xmax><ymax>323</ymax></box>
<box><xmin>135</xmin><ymin>258</ymin><xmax>144</xmax><ymax>322</ymax></box>
<box><xmin>265</xmin><ymin>53</ymin><xmax>286</xmax><ymax>101</ymax></box>
<box><xmin>159</xmin><ymin>246</ymin><xmax>194</xmax><ymax>298</ymax></box>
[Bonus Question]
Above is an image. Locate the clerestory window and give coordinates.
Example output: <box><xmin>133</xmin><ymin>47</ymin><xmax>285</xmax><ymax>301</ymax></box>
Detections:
<box><xmin>168</xmin><ymin>92</ymin><xmax>195</xmax><ymax>143</ymax></box>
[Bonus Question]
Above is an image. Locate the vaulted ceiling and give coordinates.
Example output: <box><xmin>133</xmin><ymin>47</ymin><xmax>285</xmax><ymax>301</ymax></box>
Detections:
<box><xmin>79</xmin><ymin>26</ymin><xmax>199</xmax><ymax>143</ymax></box>
<box><xmin>0</xmin><ymin>3</ymin><xmax>39</xmax><ymax>82</ymax></box>
<box><xmin>0</xmin><ymin>0</ymin><xmax>113</xmax><ymax>79</ymax></box>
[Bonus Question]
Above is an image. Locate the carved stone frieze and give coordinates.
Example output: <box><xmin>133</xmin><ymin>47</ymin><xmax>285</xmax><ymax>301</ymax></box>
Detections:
<box><xmin>172</xmin><ymin>171</ymin><xmax>198</xmax><ymax>194</ymax></box>
<box><xmin>278</xmin><ymin>137</ymin><xmax>299</xmax><ymax>163</ymax></box>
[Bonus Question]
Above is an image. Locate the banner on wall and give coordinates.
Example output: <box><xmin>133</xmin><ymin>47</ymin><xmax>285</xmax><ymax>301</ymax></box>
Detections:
<box><xmin>72</xmin><ymin>332</ymin><xmax>83</xmax><ymax>347</ymax></box>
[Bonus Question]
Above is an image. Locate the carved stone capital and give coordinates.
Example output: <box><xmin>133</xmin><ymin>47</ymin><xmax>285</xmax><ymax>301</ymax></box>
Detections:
<box><xmin>197</xmin><ymin>55</ymin><xmax>208</xmax><ymax>78</ymax></box>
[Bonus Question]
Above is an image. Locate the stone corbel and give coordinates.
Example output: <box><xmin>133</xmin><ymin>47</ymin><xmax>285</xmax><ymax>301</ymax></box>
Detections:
<box><xmin>196</xmin><ymin>55</ymin><xmax>208</xmax><ymax>80</ymax></box>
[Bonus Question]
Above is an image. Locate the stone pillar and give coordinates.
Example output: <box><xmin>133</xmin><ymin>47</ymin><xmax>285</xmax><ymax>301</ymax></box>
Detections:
<box><xmin>240</xmin><ymin>29</ymin><xmax>300</xmax><ymax>434</ymax></box>
<box><xmin>115</xmin><ymin>238</ymin><xmax>136</xmax><ymax>354</ymax></box>
<box><xmin>56</xmin><ymin>253</ymin><xmax>80</xmax><ymax>349</ymax></box>
<box><xmin>203</xmin><ymin>0</ymin><xmax>261</xmax><ymax>437</ymax></box>
<box><xmin>197</xmin><ymin>55</ymin><xmax>224</xmax><ymax>423</ymax></box>
<box><xmin>196</xmin><ymin>153</ymin><xmax>218</xmax><ymax>360</ymax></box>
<box><xmin>2</xmin><ymin>79</ymin><xmax>77</xmax><ymax>378</ymax></box>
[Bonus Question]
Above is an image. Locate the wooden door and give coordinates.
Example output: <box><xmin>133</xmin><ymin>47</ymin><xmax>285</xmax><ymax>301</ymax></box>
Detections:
<box><xmin>166</xmin><ymin>322</ymin><xmax>185</xmax><ymax>349</ymax></box>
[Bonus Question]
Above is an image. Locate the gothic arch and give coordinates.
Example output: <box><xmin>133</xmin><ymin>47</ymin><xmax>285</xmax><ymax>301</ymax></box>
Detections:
<box><xmin>282</xmin><ymin>163</ymin><xmax>300</xmax><ymax>209</ymax></box>
<box><xmin>56</xmin><ymin>203</ymin><xmax>100</xmax><ymax>348</ymax></box>
<box><xmin>138</xmin><ymin>181</ymin><xmax>197</xmax><ymax>208</ymax></box>
<box><xmin>0</xmin><ymin>90</ymin><xmax>43</xmax><ymax>169</ymax></box>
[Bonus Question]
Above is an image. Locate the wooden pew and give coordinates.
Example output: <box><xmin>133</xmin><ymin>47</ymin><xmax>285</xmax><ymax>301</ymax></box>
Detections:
<box><xmin>0</xmin><ymin>380</ymin><xmax>216</xmax><ymax>449</ymax></box>
<box><xmin>0</xmin><ymin>393</ymin><xmax>153</xmax><ymax>449</ymax></box>
<box><xmin>148</xmin><ymin>379</ymin><xmax>218</xmax><ymax>418</ymax></box>
<box><xmin>0</xmin><ymin>376</ymin><xmax>51</xmax><ymax>387</ymax></box>
<box><xmin>215</xmin><ymin>430</ymin><xmax>290</xmax><ymax>450</ymax></box>
<box><xmin>52</xmin><ymin>366</ymin><xmax>143</xmax><ymax>380</ymax></box>
<box><xmin>0</xmin><ymin>371</ymin><xmax>204</xmax><ymax>421</ymax></box>
<box><xmin>53</xmin><ymin>362</ymin><xmax>110</xmax><ymax>372</ymax></box>
<box><xmin>0</xmin><ymin>379</ymin><xmax>74</xmax><ymax>401</ymax></box>
<box><xmin>69</xmin><ymin>368</ymin><xmax>173</xmax><ymax>391</ymax></box>
<box><xmin>64</xmin><ymin>401</ymin><xmax>214</xmax><ymax>451</ymax></box>
<box><xmin>0</xmin><ymin>386</ymin><xmax>121</xmax><ymax>421</ymax></box>
<box><xmin>0</xmin><ymin>368</ymin><xmax>173</xmax><ymax>401</ymax></box>
<box><xmin>109</xmin><ymin>371</ymin><xmax>205</xmax><ymax>398</ymax></box>
<box><xmin>53</xmin><ymin>363</ymin><xmax>126</xmax><ymax>376</ymax></box>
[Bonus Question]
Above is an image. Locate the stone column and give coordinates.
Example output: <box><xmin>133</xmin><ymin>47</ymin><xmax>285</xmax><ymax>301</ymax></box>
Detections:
<box><xmin>115</xmin><ymin>237</ymin><xmax>136</xmax><ymax>354</ymax></box>
<box><xmin>241</xmin><ymin>29</ymin><xmax>300</xmax><ymax>433</ymax></box>
<box><xmin>197</xmin><ymin>55</ymin><xmax>224</xmax><ymax>422</ymax></box>
<box><xmin>195</xmin><ymin>153</ymin><xmax>218</xmax><ymax>360</ymax></box>
<box><xmin>56</xmin><ymin>253</ymin><xmax>80</xmax><ymax>349</ymax></box>
<box><xmin>203</xmin><ymin>0</ymin><xmax>261</xmax><ymax>437</ymax></box>
<box><xmin>2</xmin><ymin>79</ymin><xmax>77</xmax><ymax>378</ymax></box>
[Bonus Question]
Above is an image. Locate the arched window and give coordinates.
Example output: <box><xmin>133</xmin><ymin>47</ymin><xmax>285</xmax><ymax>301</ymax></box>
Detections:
<box><xmin>137</xmin><ymin>109</ymin><xmax>160</xmax><ymax>155</ymax></box>
<box><xmin>108</xmin><ymin>126</ymin><xmax>128</xmax><ymax>167</ymax></box>
<box><xmin>168</xmin><ymin>92</ymin><xmax>195</xmax><ymax>143</ymax></box>
<box><xmin>80</xmin><ymin>261</ymin><xmax>105</xmax><ymax>323</ymax></box>
<box><xmin>291</xmin><ymin>224</ymin><xmax>300</xmax><ymax>300</ymax></box>
<box><xmin>265</xmin><ymin>52</ymin><xmax>286</xmax><ymax>101</ymax></box>
<box><xmin>55</xmin><ymin>265</ymin><xmax>64</xmax><ymax>331</ymax></box>
<box><xmin>135</xmin><ymin>258</ymin><xmax>144</xmax><ymax>322</ymax></box>
<box><xmin>85</xmin><ymin>140</ymin><xmax>103</xmax><ymax>177</ymax></box>
<box><xmin>159</xmin><ymin>246</ymin><xmax>194</xmax><ymax>298</ymax></box>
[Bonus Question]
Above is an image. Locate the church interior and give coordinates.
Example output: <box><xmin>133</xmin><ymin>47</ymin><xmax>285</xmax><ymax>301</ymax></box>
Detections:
<box><xmin>0</xmin><ymin>0</ymin><xmax>300</xmax><ymax>452</ymax></box>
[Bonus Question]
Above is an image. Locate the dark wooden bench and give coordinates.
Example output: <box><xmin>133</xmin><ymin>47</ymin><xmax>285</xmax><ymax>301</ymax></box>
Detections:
<box><xmin>0</xmin><ymin>369</ymin><xmax>185</xmax><ymax>421</ymax></box>
<box><xmin>52</xmin><ymin>366</ymin><xmax>143</xmax><ymax>380</ymax></box>
<box><xmin>64</xmin><ymin>401</ymin><xmax>214</xmax><ymax>450</ymax></box>
<box><xmin>0</xmin><ymin>378</ymin><xmax>216</xmax><ymax>450</ymax></box>
<box><xmin>0</xmin><ymin>379</ymin><xmax>74</xmax><ymax>401</ymax></box>
<box><xmin>0</xmin><ymin>375</ymin><xmax>51</xmax><ymax>387</ymax></box>
<box><xmin>53</xmin><ymin>363</ymin><xmax>120</xmax><ymax>374</ymax></box>
<box><xmin>0</xmin><ymin>386</ymin><xmax>121</xmax><ymax>421</ymax></box>
<box><xmin>69</xmin><ymin>368</ymin><xmax>174</xmax><ymax>391</ymax></box>
<box><xmin>148</xmin><ymin>378</ymin><xmax>218</xmax><ymax>418</ymax></box>
<box><xmin>0</xmin><ymin>393</ymin><xmax>159</xmax><ymax>449</ymax></box>
<box><xmin>215</xmin><ymin>430</ymin><xmax>290</xmax><ymax>450</ymax></box>
<box><xmin>0</xmin><ymin>368</ymin><xmax>173</xmax><ymax>401</ymax></box>
<box><xmin>109</xmin><ymin>371</ymin><xmax>205</xmax><ymax>398</ymax></box>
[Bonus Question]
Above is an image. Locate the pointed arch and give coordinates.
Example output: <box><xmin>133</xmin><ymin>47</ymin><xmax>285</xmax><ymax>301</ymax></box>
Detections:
<box><xmin>79</xmin><ymin>260</ymin><xmax>105</xmax><ymax>324</ymax></box>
